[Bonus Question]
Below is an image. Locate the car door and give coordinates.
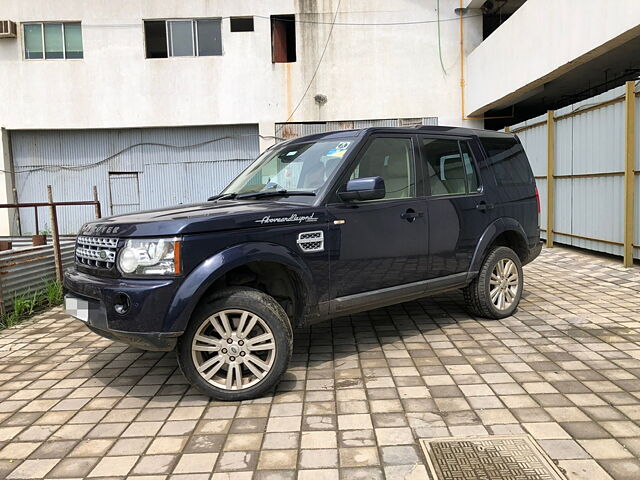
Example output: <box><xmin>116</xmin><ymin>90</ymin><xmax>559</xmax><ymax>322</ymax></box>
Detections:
<box><xmin>326</xmin><ymin>135</ymin><xmax>429</xmax><ymax>298</ymax></box>
<box><xmin>419</xmin><ymin>135</ymin><xmax>492</xmax><ymax>278</ymax></box>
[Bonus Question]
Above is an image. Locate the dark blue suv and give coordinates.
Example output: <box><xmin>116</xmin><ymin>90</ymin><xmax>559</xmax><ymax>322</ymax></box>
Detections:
<box><xmin>64</xmin><ymin>126</ymin><xmax>541</xmax><ymax>400</ymax></box>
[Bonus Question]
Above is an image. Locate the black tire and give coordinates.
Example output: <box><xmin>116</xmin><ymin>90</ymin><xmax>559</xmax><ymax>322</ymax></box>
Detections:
<box><xmin>463</xmin><ymin>246</ymin><xmax>523</xmax><ymax>319</ymax></box>
<box><xmin>177</xmin><ymin>287</ymin><xmax>293</xmax><ymax>401</ymax></box>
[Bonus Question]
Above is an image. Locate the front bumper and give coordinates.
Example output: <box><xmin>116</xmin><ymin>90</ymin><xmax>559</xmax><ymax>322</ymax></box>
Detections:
<box><xmin>63</xmin><ymin>267</ymin><xmax>184</xmax><ymax>351</ymax></box>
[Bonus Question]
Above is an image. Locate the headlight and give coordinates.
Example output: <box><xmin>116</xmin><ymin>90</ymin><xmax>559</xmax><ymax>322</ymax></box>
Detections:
<box><xmin>117</xmin><ymin>238</ymin><xmax>181</xmax><ymax>275</ymax></box>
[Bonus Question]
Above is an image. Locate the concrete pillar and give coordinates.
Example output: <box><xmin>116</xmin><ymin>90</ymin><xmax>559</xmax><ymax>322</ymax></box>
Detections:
<box><xmin>258</xmin><ymin>121</ymin><xmax>277</xmax><ymax>153</ymax></box>
<box><xmin>0</xmin><ymin>129</ymin><xmax>15</xmax><ymax>236</ymax></box>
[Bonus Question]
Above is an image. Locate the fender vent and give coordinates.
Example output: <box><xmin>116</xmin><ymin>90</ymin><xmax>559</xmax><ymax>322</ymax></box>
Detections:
<box><xmin>297</xmin><ymin>230</ymin><xmax>324</xmax><ymax>253</ymax></box>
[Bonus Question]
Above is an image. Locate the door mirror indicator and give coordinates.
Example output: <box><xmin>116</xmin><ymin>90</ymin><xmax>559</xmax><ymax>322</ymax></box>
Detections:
<box><xmin>338</xmin><ymin>176</ymin><xmax>386</xmax><ymax>202</ymax></box>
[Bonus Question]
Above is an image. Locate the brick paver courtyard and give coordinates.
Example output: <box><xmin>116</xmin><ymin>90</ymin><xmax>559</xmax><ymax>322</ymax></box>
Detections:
<box><xmin>0</xmin><ymin>247</ymin><xmax>639</xmax><ymax>480</ymax></box>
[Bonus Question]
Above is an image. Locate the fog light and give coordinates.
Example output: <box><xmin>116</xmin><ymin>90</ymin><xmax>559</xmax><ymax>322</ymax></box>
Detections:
<box><xmin>114</xmin><ymin>293</ymin><xmax>131</xmax><ymax>314</ymax></box>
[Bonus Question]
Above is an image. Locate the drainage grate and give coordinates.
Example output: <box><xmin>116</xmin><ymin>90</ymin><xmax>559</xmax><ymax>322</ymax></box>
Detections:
<box><xmin>419</xmin><ymin>435</ymin><xmax>566</xmax><ymax>480</ymax></box>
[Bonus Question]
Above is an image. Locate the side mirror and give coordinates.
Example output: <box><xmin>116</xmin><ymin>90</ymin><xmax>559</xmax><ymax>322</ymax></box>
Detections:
<box><xmin>338</xmin><ymin>176</ymin><xmax>386</xmax><ymax>202</ymax></box>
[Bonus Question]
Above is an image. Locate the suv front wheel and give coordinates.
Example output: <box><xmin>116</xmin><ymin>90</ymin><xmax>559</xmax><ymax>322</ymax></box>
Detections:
<box><xmin>463</xmin><ymin>246</ymin><xmax>523</xmax><ymax>319</ymax></box>
<box><xmin>177</xmin><ymin>287</ymin><xmax>293</xmax><ymax>401</ymax></box>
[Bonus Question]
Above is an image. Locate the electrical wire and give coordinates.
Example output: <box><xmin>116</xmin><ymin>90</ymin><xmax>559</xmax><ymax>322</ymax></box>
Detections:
<box><xmin>1</xmin><ymin>134</ymin><xmax>284</xmax><ymax>175</ymax></box>
<box><xmin>436</xmin><ymin>0</ymin><xmax>447</xmax><ymax>75</ymax></box>
<box><xmin>10</xmin><ymin>9</ymin><xmax>484</xmax><ymax>174</ymax></box>
<box><xmin>82</xmin><ymin>13</ymin><xmax>482</xmax><ymax>28</ymax></box>
<box><xmin>276</xmin><ymin>0</ymin><xmax>342</xmax><ymax>133</ymax></box>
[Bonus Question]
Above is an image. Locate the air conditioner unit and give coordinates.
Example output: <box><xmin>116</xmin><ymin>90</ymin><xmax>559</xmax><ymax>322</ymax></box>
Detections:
<box><xmin>0</xmin><ymin>21</ymin><xmax>17</xmax><ymax>39</ymax></box>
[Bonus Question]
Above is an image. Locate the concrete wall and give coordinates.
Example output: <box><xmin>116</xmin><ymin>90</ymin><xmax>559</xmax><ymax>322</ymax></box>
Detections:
<box><xmin>0</xmin><ymin>130</ymin><xmax>15</xmax><ymax>234</ymax></box>
<box><xmin>0</xmin><ymin>0</ymin><xmax>483</xmax><ymax>131</ymax></box>
<box><xmin>465</xmin><ymin>0</ymin><xmax>640</xmax><ymax>115</ymax></box>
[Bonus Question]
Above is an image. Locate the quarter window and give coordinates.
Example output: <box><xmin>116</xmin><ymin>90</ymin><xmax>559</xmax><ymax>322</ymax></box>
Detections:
<box><xmin>480</xmin><ymin>137</ymin><xmax>533</xmax><ymax>186</ymax></box>
<box><xmin>23</xmin><ymin>22</ymin><xmax>83</xmax><ymax>59</ymax></box>
<box><xmin>349</xmin><ymin>137</ymin><xmax>416</xmax><ymax>200</ymax></box>
<box><xmin>144</xmin><ymin>19</ymin><xmax>222</xmax><ymax>58</ymax></box>
<box><xmin>421</xmin><ymin>138</ymin><xmax>480</xmax><ymax>196</ymax></box>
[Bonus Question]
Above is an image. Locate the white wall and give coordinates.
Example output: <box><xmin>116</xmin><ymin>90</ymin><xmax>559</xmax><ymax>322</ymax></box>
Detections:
<box><xmin>465</xmin><ymin>0</ymin><xmax>640</xmax><ymax>115</ymax></box>
<box><xmin>0</xmin><ymin>0</ymin><xmax>483</xmax><ymax>131</ymax></box>
<box><xmin>0</xmin><ymin>130</ymin><xmax>15</xmax><ymax>234</ymax></box>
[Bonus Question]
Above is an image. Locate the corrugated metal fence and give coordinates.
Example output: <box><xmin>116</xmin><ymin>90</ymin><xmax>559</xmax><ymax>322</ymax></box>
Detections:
<box><xmin>508</xmin><ymin>83</ymin><xmax>639</xmax><ymax>263</ymax></box>
<box><xmin>0</xmin><ymin>239</ymin><xmax>74</xmax><ymax>313</ymax></box>
<box><xmin>11</xmin><ymin>125</ymin><xmax>260</xmax><ymax>234</ymax></box>
<box><xmin>276</xmin><ymin>117</ymin><xmax>438</xmax><ymax>140</ymax></box>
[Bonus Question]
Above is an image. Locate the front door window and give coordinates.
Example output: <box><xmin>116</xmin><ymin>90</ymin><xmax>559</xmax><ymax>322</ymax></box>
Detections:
<box><xmin>348</xmin><ymin>137</ymin><xmax>416</xmax><ymax>200</ymax></box>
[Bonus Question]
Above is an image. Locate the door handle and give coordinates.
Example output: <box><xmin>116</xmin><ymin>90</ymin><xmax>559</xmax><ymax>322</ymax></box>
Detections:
<box><xmin>401</xmin><ymin>209</ymin><xmax>423</xmax><ymax>222</ymax></box>
<box><xmin>476</xmin><ymin>202</ymin><xmax>495</xmax><ymax>212</ymax></box>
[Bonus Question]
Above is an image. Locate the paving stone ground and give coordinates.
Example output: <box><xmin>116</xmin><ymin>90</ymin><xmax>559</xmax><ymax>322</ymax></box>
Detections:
<box><xmin>0</xmin><ymin>246</ymin><xmax>639</xmax><ymax>480</ymax></box>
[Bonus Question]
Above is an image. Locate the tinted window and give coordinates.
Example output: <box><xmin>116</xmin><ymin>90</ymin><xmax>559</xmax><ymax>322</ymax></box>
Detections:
<box><xmin>421</xmin><ymin>138</ymin><xmax>479</xmax><ymax>196</ymax></box>
<box><xmin>24</xmin><ymin>23</ymin><xmax>83</xmax><ymax>60</ymax></box>
<box><xmin>349</xmin><ymin>137</ymin><xmax>415</xmax><ymax>200</ymax></box>
<box><xmin>64</xmin><ymin>23</ymin><xmax>83</xmax><ymax>59</ymax></box>
<box><xmin>24</xmin><ymin>24</ymin><xmax>43</xmax><ymax>59</ymax></box>
<box><xmin>196</xmin><ymin>19</ymin><xmax>222</xmax><ymax>56</ymax></box>
<box><xmin>230</xmin><ymin>17</ymin><xmax>254</xmax><ymax>32</ymax></box>
<box><xmin>480</xmin><ymin>137</ymin><xmax>533</xmax><ymax>186</ymax></box>
<box><xmin>168</xmin><ymin>20</ymin><xmax>194</xmax><ymax>57</ymax></box>
<box><xmin>144</xmin><ymin>19</ymin><xmax>222</xmax><ymax>58</ymax></box>
<box><xmin>44</xmin><ymin>23</ymin><xmax>64</xmax><ymax>59</ymax></box>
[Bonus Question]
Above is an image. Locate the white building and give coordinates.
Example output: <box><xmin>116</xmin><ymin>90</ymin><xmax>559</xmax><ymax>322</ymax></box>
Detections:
<box><xmin>0</xmin><ymin>0</ymin><xmax>639</xmax><ymax>235</ymax></box>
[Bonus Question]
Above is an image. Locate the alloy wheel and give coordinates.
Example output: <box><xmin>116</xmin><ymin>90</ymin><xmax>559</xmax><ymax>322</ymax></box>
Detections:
<box><xmin>191</xmin><ymin>309</ymin><xmax>276</xmax><ymax>390</ymax></box>
<box><xmin>489</xmin><ymin>258</ymin><xmax>519</xmax><ymax>311</ymax></box>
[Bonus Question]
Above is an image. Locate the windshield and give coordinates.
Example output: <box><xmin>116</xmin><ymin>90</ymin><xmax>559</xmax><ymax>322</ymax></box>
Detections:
<box><xmin>222</xmin><ymin>138</ymin><xmax>356</xmax><ymax>198</ymax></box>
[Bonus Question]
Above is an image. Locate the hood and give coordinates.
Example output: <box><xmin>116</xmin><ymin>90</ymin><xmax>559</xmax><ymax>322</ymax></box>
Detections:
<box><xmin>79</xmin><ymin>200</ymin><xmax>324</xmax><ymax>237</ymax></box>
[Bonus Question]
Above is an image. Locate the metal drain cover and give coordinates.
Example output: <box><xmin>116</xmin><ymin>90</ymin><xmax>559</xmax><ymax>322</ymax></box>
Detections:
<box><xmin>419</xmin><ymin>435</ymin><xmax>566</xmax><ymax>480</ymax></box>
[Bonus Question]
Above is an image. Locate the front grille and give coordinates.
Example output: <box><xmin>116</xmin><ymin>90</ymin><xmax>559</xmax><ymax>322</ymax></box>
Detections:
<box><xmin>76</xmin><ymin>236</ymin><xmax>119</xmax><ymax>269</ymax></box>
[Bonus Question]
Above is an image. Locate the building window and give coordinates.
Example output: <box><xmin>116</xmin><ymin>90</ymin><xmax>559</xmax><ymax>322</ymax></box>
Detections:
<box><xmin>144</xmin><ymin>19</ymin><xmax>222</xmax><ymax>58</ymax></box>
<box><xmin>23</xmin><ymin>22</ymin><xmax>83</xmax><ymax>59</ymax></box>
<box><xmin>230</xmin><ymin>17</ymin><xmax>254</xmax><ymax>32</ymax></box>
<box><xmin>271</xmin><ymin>15</ymin><xmax>296</xmax><ymax>63</ymax></box>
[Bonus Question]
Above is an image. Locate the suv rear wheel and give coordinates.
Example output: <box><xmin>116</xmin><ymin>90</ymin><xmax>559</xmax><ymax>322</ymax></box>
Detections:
<box><xmin>463</xmin><ymin>246</ymin><xmax>523</xmax><ymax>319</ymax></box>
<box><xmin>177</xmin><ymin>287</ymin><xmax>292</xmax><ymax>401</ymax></box>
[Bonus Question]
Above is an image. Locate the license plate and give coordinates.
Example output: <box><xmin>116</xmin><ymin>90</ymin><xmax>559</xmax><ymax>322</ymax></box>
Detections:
<box><xmin>65</xmin><ymin>296</ymin><xmax>89</xmax><ymax>322</ymax></box>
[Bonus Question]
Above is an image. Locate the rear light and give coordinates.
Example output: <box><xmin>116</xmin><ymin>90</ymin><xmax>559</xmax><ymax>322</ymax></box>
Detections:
<box><xmin>535</xmin><ymin>187</ymin><xmax>541</xmax><ymax>213</ymax></box>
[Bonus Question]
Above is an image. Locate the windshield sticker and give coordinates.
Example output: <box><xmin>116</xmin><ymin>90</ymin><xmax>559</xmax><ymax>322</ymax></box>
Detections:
<box><xmin>326</xmin><ymin>141</ymin><xmax>351</xmax><ymax>158</ymax></box>
<box><xmin>255</xmin><ymin>213</ymin><xmax>318</xmax><ymax>224</ymax></box>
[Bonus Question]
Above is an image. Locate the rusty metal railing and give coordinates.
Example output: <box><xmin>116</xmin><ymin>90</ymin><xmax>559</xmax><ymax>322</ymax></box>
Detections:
<box><xmin>0</xmin><ymin>185</ymin><xmax>101</xmax><ymax>281</ymax></box>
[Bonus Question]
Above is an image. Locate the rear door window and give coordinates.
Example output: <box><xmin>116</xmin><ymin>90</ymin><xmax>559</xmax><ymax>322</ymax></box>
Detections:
<box><xmin>420</xmin><ymin>137</ymin><xmax>480</xmax><ymax>196</ymax></box>
<box><xmin>480</xmin><ymin>137</ymin><xmax>533</xmax><ymax>186</ymax></box>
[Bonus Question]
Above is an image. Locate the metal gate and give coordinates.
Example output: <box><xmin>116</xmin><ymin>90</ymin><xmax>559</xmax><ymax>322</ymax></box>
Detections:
<box><xmin>10</xmin><ymin>124</ymin><xmax>260</xmax><ymax>234</ymax></box>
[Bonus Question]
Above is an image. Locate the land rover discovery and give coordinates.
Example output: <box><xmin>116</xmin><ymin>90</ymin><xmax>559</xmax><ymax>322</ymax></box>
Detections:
<box><xmin>64</xmin><ymin>126</ymin><xmax>542</xmax><ymax>400</ymax></box>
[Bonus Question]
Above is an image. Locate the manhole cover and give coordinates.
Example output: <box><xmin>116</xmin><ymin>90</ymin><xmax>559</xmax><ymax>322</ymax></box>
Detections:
<box><xmin>419</xmin><ymin>435</ymin><xmax>566</xmax><ymax>480</ymax></box>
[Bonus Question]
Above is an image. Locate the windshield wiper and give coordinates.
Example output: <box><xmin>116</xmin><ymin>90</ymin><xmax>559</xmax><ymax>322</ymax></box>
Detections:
<box><xmin>208</xmin><ymin>192</ymin><xmax>237</xmax><ymax>201</ymax></box>
<box><xmin>235</xmin><ymin>190</ymin><xmax>316</xmax><ymax>200</ymax></box>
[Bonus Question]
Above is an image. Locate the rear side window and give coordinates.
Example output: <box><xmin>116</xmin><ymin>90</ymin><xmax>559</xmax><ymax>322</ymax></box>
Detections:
<box><xmin>421</xmin><ymin>138</ymin><xmax>480</xmax><ymax>196</ymax></box>
<box><xmin>480</xmin><ymin>137</ymin><xmax>533</xmax><ymax>186</ymax></box>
